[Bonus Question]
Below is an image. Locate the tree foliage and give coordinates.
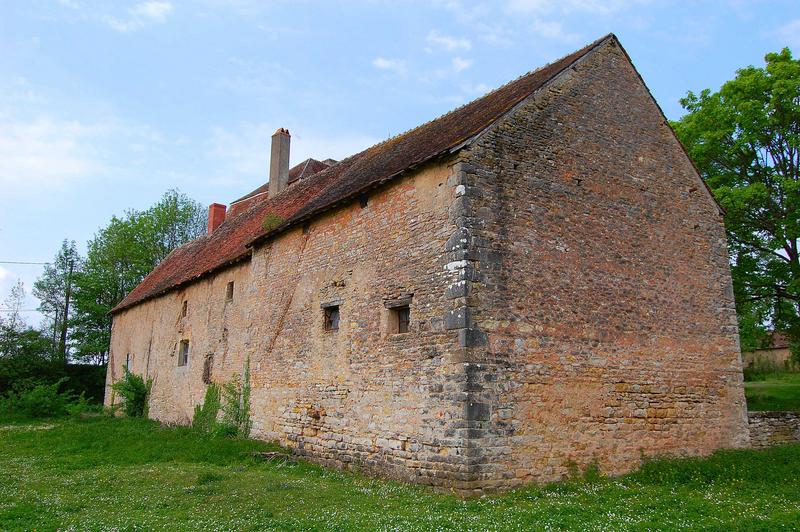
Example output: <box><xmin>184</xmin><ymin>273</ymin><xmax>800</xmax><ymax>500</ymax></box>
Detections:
<box><xmin>70</xmin><ymin>189</ymin><xmax>205</xmax><ymax>364</ymax></box>
<box><xmin>672</xmin><ymin>48</ymin><xmax>799</xmax><ymax>352</ymax></box>
<box><xmin>0</xmin><ymin>280</ymin><xmax>27</xmax><ymax>357</ymax></box>
<box><xmin>0</xmin><ymin>280</ymin><xmax>65</xmax><ymax>395</ymax></box>
<box><xmin>33</xmin><ymin>240</ymin><xmax>81</xmax><ymax>361</ymax></box>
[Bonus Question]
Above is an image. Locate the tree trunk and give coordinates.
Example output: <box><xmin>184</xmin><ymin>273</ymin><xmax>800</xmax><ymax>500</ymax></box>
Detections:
<box><xmin>59</xmin><ymin>259</ymin><xmax>74</xmax><ymax>362</ymax></box>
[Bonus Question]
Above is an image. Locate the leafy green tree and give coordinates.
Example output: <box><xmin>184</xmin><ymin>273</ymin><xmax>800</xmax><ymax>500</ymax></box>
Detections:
<box><xmin>71</xmin><ymin>189</ymin><xmax>205</xmax><ymax>364</ymax></box>
<box><xmin>672</xmin><ymin>48</ymin><xmax>799</xmax><ymax>352</ymax></box>
<box><xmin>143</xmin><ymin>189</ymin><xmax>207</xmax><ymax>265</ymax></box>
<box><xmin>33</xmin><ymin>240</ymin><xmax>82</xmax><ymax>361</ymax></box>
<box><xmin>0</xmin><ymin>328</ymin><xmax>60</xmax><ymax>393</ymax></box>
<box><xmin>0</xmin><ymin>280</ymin><xmax>65</xmax><ymax>394</ymax></box>
<box><xmin>0</xmin><ymin>280</ymin><xmax>28</xmax><ymax>357</ymax></box>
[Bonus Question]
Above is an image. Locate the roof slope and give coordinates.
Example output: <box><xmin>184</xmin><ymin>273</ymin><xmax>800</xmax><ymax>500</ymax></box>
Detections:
<box><xmin>112</xmin><ymin>34</ymin><xmax>613</xmax><ymax>314</ymax></box>
<box><xmin>230</xmin><ymin>158</ymin><xmax>335</xmax><ymax>206</ymax></box>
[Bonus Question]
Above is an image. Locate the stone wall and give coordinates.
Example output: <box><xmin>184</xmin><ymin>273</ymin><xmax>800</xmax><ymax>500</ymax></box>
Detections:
<box><xmin>742</xmin><ymin>348</ymin><xmax>798</xmax><ymax>372</ymax></box>
<box><xmin>451</xmin><ymin>38</ymin><xmax>749</xmax><ymax>491</ymax></box>
<box><xmin>108</xmin><ymin>161</ymin><xmax>485</xmax><ymax>490</ymax></box>
<box><xmin>748</xmin><ymin>411</ymin><xmax>800</xmax><ymax>448</ymax></box>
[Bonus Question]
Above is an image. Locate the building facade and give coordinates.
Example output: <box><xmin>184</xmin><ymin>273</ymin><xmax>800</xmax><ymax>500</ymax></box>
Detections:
<box><xmin>106</xmin><ymin>35</ymin><xmax>750</xmax><ymax>495</ymax></box>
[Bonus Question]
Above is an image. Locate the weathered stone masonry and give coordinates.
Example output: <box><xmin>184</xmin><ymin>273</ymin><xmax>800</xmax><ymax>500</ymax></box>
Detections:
<box><xmin>453</xmin><ymin>40</ymin><xmax>749</xmax><ymax>490</ymax></box>
<box><xmin>748</xmin><ymin>411</ymin><xmax>800</xmax><ymax>449</ymax></box>
<box><xmin>107</xmin><ymin>35</ymin><xmax>750</xmax><ymax>495</ymax></box>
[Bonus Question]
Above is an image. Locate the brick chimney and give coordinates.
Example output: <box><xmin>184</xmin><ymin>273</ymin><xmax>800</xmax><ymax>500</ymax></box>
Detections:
<box><xmin>269</xmin><ymin>128</ymin><xmax>290</xmax><ymax>197</ymax></box>
<box><xmin>207</xmin><ymin>203</ymin><xmax>227</xmax><ymax>234</ymax></box>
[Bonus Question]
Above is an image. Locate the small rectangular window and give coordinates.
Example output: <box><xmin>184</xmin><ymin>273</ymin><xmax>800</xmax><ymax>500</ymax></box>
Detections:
<box><xmin>324</xmin><ymin>306</ymin><xmax>340</xmax><ymax>331</ymax></box>
<box><xmin>125</xmin><ymin>353</ymin><xmax>131</xmax><ymax>369</ymax></box>
<box><xmin>178</xmin><ymin>340</ymin><xmax>190</xmax><ymax>366</ymax></box>
<box><xmin>359</xmin><ymin>193</ymin><xmax>369</xmax><ymax>208</ymax></box>
<box><xmin>182</xmin><ymin>300</ymin><xmax>188</xmax><ymax>317</ymax></box>
<box><xmin>226</xmin><ymin>281</ymin><xmax>234</xmax><ymax>301</ymax></box>
<box><xmin>397</xmin><ymin>306</ymin><xmax>410</xmax><ymax>333</ymax></box>
<box><xmin>390</xmin><ymin>305</ymin><xmax>411</xmax><ymax>334</ymax></box>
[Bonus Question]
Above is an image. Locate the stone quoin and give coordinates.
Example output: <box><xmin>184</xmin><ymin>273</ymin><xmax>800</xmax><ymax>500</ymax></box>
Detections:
<box><xmin>105</xmin><ymin>34</ymin><xmax>750</xmax><ymax>495</ymax></box>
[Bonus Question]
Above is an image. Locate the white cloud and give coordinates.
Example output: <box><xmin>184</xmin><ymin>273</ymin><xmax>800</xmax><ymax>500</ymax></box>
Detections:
<box><xmin>506</xmin><ymin>0</ymin><xmax>552</xmax><ymax>13</ymax></box>
<box><xmin>773</xmin><ymin>19</ymin><xmax>800</xmax><ymax>47</ymax></box>
<box><xmin>531</xmin><ymin>19</ymin><xmax>581</xmax><ymax>42</ymax></box>
<box><xmin>507</xmin><ymin>0</ymin><xmax>647</xmax><ymax>15</ymax></box>
<box><xmin>0</xmin><ymin>88</ymin><xmax>165</xmax><ymax>195</ymax></box>
<box><xmin>426</xmin><ymin>30</ymin><xmax>472</xmax><ymax>52</ymax></box>
<box><xmin>372</xmin><ymin>57</ymin><xmax>407</xmax><ymax>75</ymax></box>
<box><xmin>104</xmin><ymin>1</ymin><xmax>174</xmax><ymax>32</ymax></box>
<box><xmin>451</xmin><ymin>56</ymin><xmax>473</xmax><ymax>73</ymax></box>
<box><xmin>432</xmin><ymin>0</ymin><xmax>491</xmax><ymax>24</ymax></box>
<box><xmin>132</xmin><ymin>1</ymin><xmax>174</xmax><ymax>22</ymax></box>
<box><xmin>0</xmin><ymin>118</ymin><xmax>102</xmax><ymax>191</ymax></box>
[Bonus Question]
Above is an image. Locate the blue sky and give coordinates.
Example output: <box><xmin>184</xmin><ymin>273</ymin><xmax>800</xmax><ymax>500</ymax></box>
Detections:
<box><xmin>1</xmin><ymin>0</ymin><xmax>798</xmax><ymax>324</ymax></box>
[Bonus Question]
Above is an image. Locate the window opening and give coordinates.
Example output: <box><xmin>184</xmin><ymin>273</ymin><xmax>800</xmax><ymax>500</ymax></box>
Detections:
<box><xmin>178</xmin><ymin>340</ymin><xmax>190</xmax><ymax>366</ymax></box>
<box><xmin>324</xmin><ymin>306</ymin><xmax>340</xmax><ymax>331</ymax></box>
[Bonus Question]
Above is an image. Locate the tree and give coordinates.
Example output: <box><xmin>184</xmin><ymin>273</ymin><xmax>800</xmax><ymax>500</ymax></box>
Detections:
<box><xmin>0</xmin><ymin>280</ymin><xmax>27</xmax><ymax>357</ymax></box>
<box><xmin>672</xmin><ymin>48</ymin><xmax>799</xmax><ymax>353</ymax></box>
<box><xmin>33</xmin><ymin>240</ymin><xmax>82</xmax><ymax>361</ymax></box>
<box><xmin>143</xmin><ymin>189</ymin><xmax>207</xmax><ymax>265</ymax></box>
<box><xmin>70</xmin><ymin>189</ymin><xmax>205</xmax><ymax>364</ymax></box>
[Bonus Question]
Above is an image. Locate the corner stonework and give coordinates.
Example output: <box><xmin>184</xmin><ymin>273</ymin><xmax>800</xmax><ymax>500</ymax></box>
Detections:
<box><xmin>444</xmin><ymin>160</ymin><xmax>488</xmax><ymax>350</ymax></box>
<box><xmin>441</xmin><ymin>159</ymin><xmax>500</xmax><ymax>495</ymax></box>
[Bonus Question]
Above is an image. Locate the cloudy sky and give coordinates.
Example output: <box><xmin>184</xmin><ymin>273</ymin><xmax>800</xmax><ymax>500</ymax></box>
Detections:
<box><xmin>1</xmin><ymin>0</ymin><xmax>798</xmax><ymax>324</ymax></box>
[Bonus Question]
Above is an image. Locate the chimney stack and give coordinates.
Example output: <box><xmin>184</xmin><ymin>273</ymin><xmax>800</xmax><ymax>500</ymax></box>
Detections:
<box><xmin>269</xmin><ymin>128</ymin><xmax>290</xmax><ymax>197</ymax></box>
<box><xmin>207</xmin><ymin>203</ymin><xmax>227</xmax><ymax>234</ymax></box>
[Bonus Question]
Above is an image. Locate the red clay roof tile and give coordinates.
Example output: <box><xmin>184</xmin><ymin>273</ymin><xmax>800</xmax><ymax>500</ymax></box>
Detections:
<box><xmin>111</xmin><ymin>34</ymin><xmax>613</xmax><ymax>314</ymax></box>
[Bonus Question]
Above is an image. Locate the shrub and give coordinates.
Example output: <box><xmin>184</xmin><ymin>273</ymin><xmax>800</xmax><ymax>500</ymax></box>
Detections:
<box><xmin>208</xmin><ymin>358</ymin><xmax>253</xmax><ymax>438</ymax></box>
<box><xmin>66</xmin><ymin>393</ymin><xmax>101</xmax><ymax>418</ymax></box>
<box><xmin>7</xmin><ymin>378</ymin><xmax>73</xmax><ymax>418</ymax></box>
<box><xmin>189</xmin><ymin>359</ymin><xmax>251</xmax><ymax>438</ymax></box>
<box><xmin>220</xmin><ymin>358</ymin><xmax>252</xmax><ymax>438</ymax></box>
<box><xmin>192</xmin><ymin>383</ymin><xmax>221</xmax><ymax>433</ymax></box>
<box><xmin>744</xmin><ymin>357</ymin><xmax>784</xmax><ymax>381</ymax></box>
<box><xmin>111</xmin><ymin>368</ymin><xmax>153</xmax><ymax>417</ymax></box>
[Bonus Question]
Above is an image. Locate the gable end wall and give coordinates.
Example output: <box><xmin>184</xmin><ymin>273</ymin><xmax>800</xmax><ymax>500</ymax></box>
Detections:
<box><xmin>455</xmin><ymin>39</ymin><xmax>749</xmax><ymax>491</ymax></box>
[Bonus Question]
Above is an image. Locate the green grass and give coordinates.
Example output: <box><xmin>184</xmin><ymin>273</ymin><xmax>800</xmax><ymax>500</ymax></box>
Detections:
<box><xmin>745</xmin><ymin>372</ymin><xmax>800</xmax><ymax>411</ymax></box>
<box><xmin>1</xmin><ymin>417</ymin><xmax>800</xmax><ymax>530</ymax></box>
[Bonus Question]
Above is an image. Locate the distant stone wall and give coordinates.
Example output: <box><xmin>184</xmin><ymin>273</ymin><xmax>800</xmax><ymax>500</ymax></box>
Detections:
<box><xmin>742</xmin><ymin>348</ymin><xmax>798</xmax><ymax>372</ymax></box>
<box><xmin>748</xmin><ymin>411</ymin><xmax>800</xmax><ymax>448</ymax></box>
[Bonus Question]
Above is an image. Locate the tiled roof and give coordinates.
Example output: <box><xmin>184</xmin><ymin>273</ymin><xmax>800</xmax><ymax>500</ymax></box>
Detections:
<box><xmin>769</xmin><ymin>332</ymin><xmax>790</xmax><ymax>350</ymax></box>
<box><xmin>111</xmin><ymin>34</ymin><xmax>614</xmax><ymax>314</ymax></box>
<box><xmin>230</xmin><ymin>158</ymin><xmax>335</xmax><ymax>207</ymax></box>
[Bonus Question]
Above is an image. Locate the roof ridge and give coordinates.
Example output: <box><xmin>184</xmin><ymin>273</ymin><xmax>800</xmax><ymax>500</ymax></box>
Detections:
<box><xmin>260</xmin><ymin>33</ymin><xmax>615</xmax><ymax>201</ymax></box>
<box><xmin>111</xmin><ymin>34</ymin><xmax>618</xmax><ymax>314</ymax></box>
<box><xmin>340</xmin><ymin>33</ymin><xmax>616</xmax><ymax>160</ymax></box>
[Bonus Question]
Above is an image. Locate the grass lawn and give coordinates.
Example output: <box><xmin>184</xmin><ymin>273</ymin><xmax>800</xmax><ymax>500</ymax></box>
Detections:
<box><xmin>1</xmin><ymin>417</ymin><xmax>800</xmax><ymax>530</ymax></box>
<box><xmin>744</xmin><ymin>372</ymin><xmax>800</xmax><ymax>411</ymax></box>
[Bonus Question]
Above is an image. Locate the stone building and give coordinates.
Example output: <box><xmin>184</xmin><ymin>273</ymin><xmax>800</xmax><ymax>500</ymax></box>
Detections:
<box><xmin>742</xmin><ymin>332</ymin><xmax>797</xmax><ymax>372</ymax></box>
<box><xmin>105</xmin><ymin>34</ymin><xmax>750</xmax><ymax>494</ymax></box>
